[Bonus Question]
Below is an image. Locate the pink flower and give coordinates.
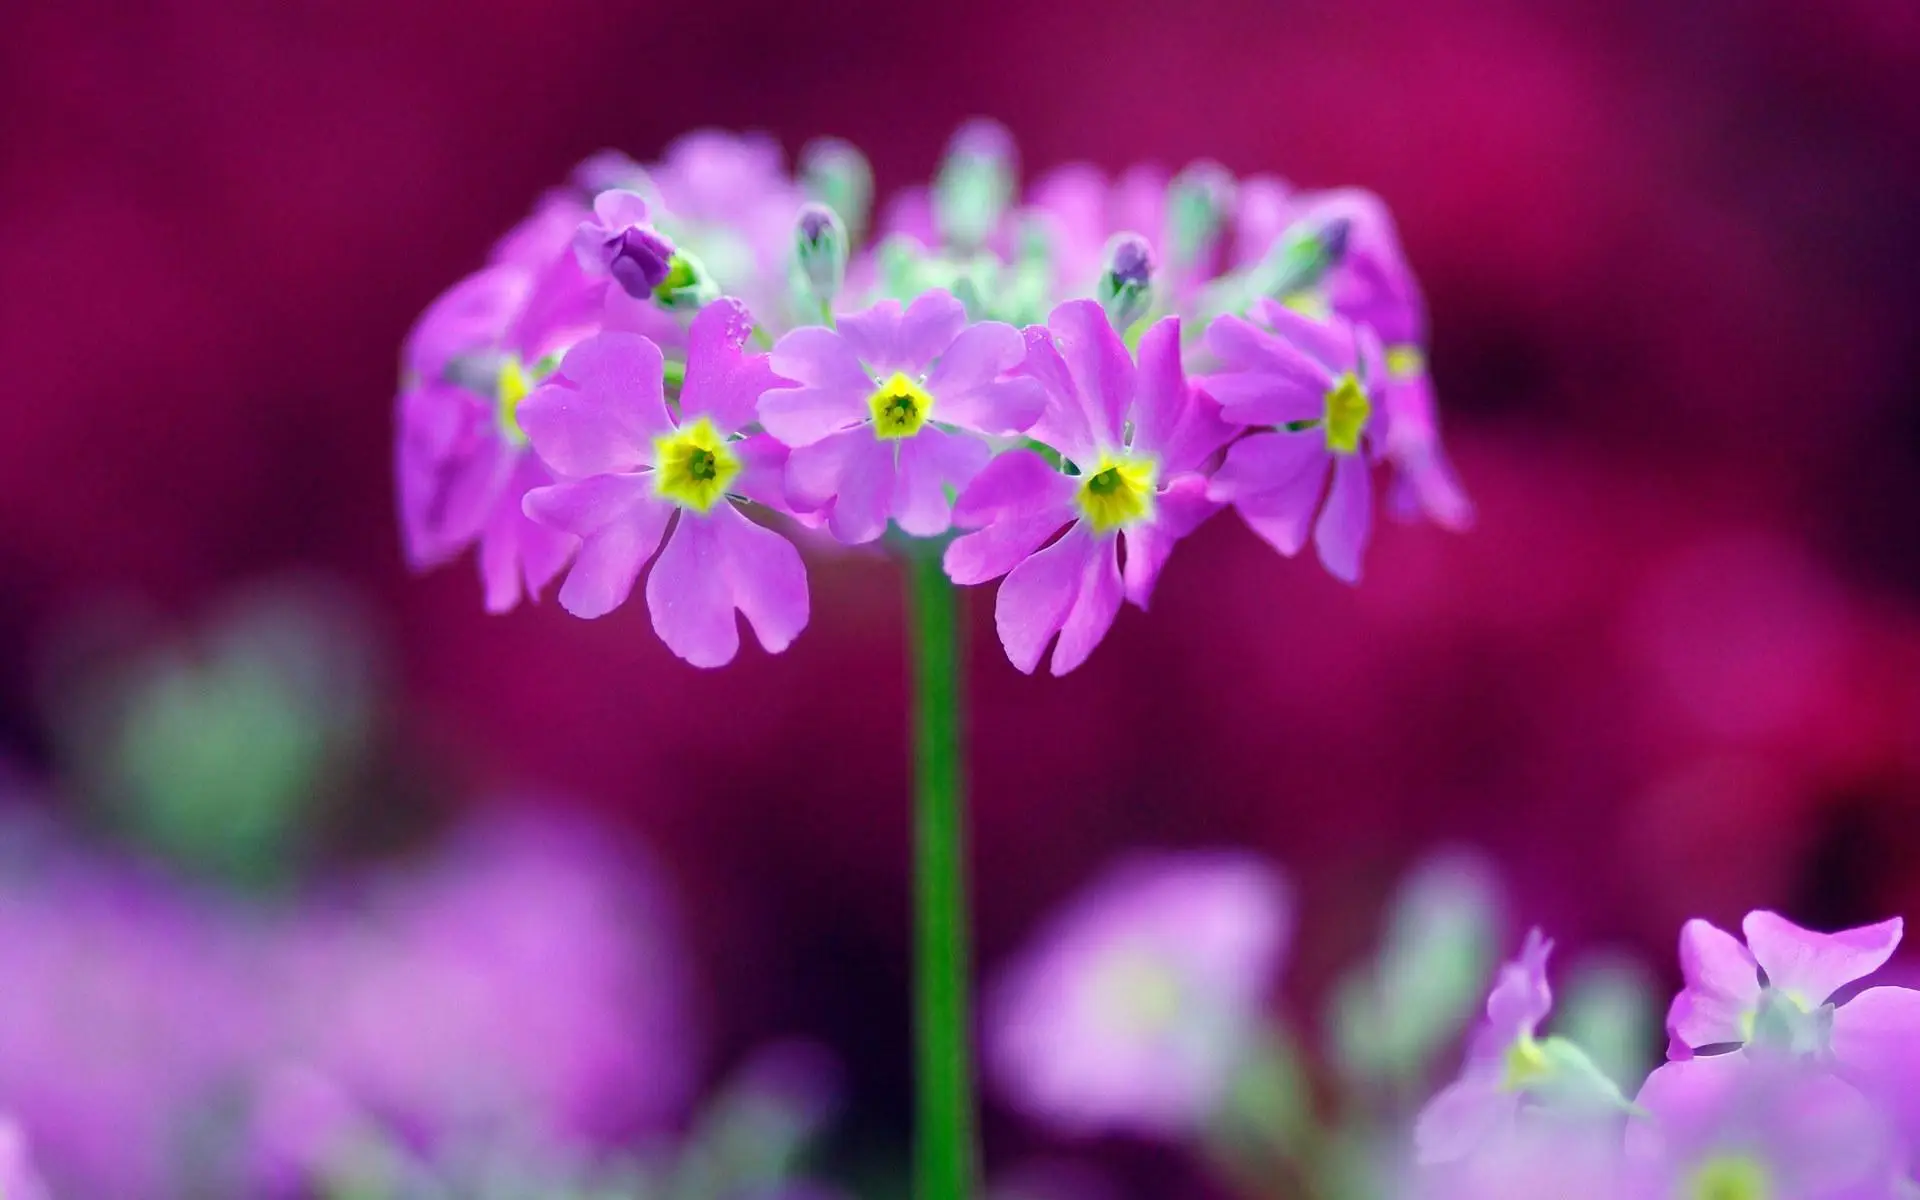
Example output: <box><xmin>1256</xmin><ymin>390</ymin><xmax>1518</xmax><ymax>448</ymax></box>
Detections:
<box><xmin>519</xmin><ymin>299</ymin><xmax>808</xmax><ymax>667</ymax></box>
<box><xmin>760</xmin><ymin>290</ymin><xmax>1045</xmax><ymax>544</ymax></box>
<box><xmin>944</xmin><ymin>300</ymin><xmax>1234</xmax><ymax>674</ymax></box>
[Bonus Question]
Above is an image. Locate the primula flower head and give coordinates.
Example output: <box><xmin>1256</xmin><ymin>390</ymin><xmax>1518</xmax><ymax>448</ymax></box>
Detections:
<box><xmin>761</xmin><ymin>289</ymin><xmax>1045</xmax><ymax>544</ymax></box>
<box><xmin>392</xmin><ymin>125</ymin><xmax>1473</xmax><ymax>666</ymax></box>
<box><xmin>986</xmin><ymin>853</ymin><xmax>1291</xmax><ymax>1139</ymax></box>
<box><xmin>945</xmin><ymin>299</ymin><xmax>1235</xmax><ymax>674</ymax></box>
<box><xmin>518</xmin><ymin>298</ymin><xmax>808</xmax><ymax>668</ymax></box>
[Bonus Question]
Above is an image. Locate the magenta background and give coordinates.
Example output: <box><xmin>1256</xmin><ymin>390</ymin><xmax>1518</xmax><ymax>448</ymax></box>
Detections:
<box><xmin>4</xmin><ymin>0</ymin><xmax>1920</xmax><ymax>1170</ymax></box>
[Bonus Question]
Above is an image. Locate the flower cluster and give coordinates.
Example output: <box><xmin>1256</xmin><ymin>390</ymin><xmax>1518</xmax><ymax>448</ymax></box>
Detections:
<box><xmin>1413</xmin><ymin>913</ymin><xmax>1920</xmax><ymax>1199</ymax></box>
<box><xmin>985</xmin><ymin>851</ymin><xmax>1920</xmax><ymax>1199</ymax></box>
<box><xmin>396</xmin><ymin>123</ymin><xmax>1471</xmax><ymax>669</ymax></box>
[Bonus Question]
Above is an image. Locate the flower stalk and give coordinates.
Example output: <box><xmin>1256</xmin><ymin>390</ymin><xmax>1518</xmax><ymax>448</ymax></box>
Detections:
<box><xmin>906</xmin><ymin>547</ymin><xmax>976</xmax><ymax>1200</ymax></box>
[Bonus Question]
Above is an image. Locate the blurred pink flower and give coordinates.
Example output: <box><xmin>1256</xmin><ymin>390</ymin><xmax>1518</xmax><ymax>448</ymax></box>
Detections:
<box><xmin>986</xmin><ymin>852</ymin><xmax>1290</xmax><ymax>1138</ymax></box>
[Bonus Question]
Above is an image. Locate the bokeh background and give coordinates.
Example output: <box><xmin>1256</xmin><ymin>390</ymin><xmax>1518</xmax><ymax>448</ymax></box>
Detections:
<box><xmin>4</xmin><ymin>0</ymin><xmax>1920</xmax><ymax>1194</ymax></box>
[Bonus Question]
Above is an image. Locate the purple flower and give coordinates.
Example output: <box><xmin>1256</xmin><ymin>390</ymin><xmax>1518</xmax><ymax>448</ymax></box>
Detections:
<box><xmin>571</xmin><ymin>188</ymin><xmax>676</xmax><ymax>299</ymax></box>
<box><xmin>1628</xmin><ymin>1051</ymin><xmax>1907</xmax><ymax>1198</ymax></box>
<box><xmin>1414</xmin><ymin>931</ymin><xmax>1628</xmax><ymax>1165</ymax></box>
<box><xmin>395</xmin><ymin>204</ymin><xmax>610</xmax><ymax>612</ymax></box>
<box><xmin>275</xmin><ymin>810</ymin><xmax>699</xmax><ymax>1150</ymax></box>
<box><xmin>1293</xmin><ymin>189</ymin><xmax>1473</xmax><ymax>534</ymax></box>
<box><xmin>1666</xmin><ymin>911</ymin><xmax>1920</xmax><ymax>1135</ymax></box>
<box><xmin>986</xmin><ymin>853</ymin><xmax>1290</xmax><ymax>1138</ymax></box>
<box><xmin>945</xmin><ymin>300</ymin><xmax>1233</xmax><ymax>674</ymax></box>
<box><xmin>1201</xmin><ymin>300</ymin><xmax>1388</xmax><ymax>584</ymax></box>
<box><xmin>760</xmin><ymin>290</ymin><xmax>1045</xmax><ymax>544</ymax></box>
<box><xmin>519</xmin><ymin>299</ymin><xmax>808</xmax><ymax>667</ymax></box>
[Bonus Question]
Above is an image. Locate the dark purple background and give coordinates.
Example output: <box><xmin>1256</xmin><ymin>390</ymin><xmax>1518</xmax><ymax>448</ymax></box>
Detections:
<box><xmin>5</xmin><ymin>0</ymin><xmax>1920</xmax><ymax>1173</ymax></box>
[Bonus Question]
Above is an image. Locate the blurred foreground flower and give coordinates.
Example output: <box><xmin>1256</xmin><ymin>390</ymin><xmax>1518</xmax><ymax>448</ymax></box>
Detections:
<box><xmin>987</xmin><ymin>853</ymin><xmax>1291</xmax><ymax>1137</ymax></box>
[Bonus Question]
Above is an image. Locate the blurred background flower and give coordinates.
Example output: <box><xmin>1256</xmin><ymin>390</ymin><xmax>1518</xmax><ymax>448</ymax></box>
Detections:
<box><xmin>2</xmin><ymin>0</ymin><xmax>1918</xmax><ymax>1194</ymax></box>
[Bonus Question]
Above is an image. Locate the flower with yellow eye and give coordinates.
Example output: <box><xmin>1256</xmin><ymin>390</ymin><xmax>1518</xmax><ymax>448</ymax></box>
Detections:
<box><xmin>758</xmin><ymin>289</ymin><xmax>1046</xmax><ymax>545</ymax></box>
<box><xmin>518</xmin><ymin>300</ymin><xmax>808</xmax><ymax>668</ymax></box>
<box><xmin>944</xmin><ymin>300</ymin><xmax>1236</xmax><ymax>676</ymax></box>
<box><xmin>1200</xmin><ymin>300</ymin><xmax>1389</xmax><ymax>584</ymax></box>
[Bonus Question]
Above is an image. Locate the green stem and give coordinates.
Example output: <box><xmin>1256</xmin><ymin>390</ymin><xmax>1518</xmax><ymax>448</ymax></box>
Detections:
<box><xmin>906</xmin><ymin>549</ymin><xmax>975</xmax><ymax>1200</ymax></box>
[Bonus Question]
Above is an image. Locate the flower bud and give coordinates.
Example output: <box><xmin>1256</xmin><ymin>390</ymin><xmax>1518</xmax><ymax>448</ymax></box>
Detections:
<box><xmin>793</xmin><ymin>203</ymin><xmax>848</xmax><ymax>308</ymax></box>
<box><xmin>1254</xmin><ymin>216</ymin><xmax>1352</xmax><ymax>300</ymax></box>
<box><xmin>603</xmin><ymin>225</ymin><xmax>676</xmax><ymax>299</ymax></box>
<box><xmin>1168</xmin><ymin>160</ymin><xmax>1236</xmax><ymax>269</ymax></box>
<box><xmin>934</xmin><ymin>118</ymin><xmax>1017</xmax><ymax>250</ymax></box>
<box><xmin>1097</xmin><ymin>232</ymin><xmax>1155</xmax><ymax>331</ymax></box>
<box><xmin>652</xmin><ymin>249</ymin><xmax>719</xmax><ymax>311</ymax></box>
<box><xmin>800</xmin><ymin>138</ymin><xmax>874</xmax><ymax>241</ymax></box>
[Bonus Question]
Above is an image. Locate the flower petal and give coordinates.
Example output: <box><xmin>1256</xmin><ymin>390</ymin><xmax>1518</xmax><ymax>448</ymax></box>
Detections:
<box><xmin>556</xmin><ymin>496</ymin><xmax>673</xmax><ymax>619</ymax></box>
<box><xmin>1125</xmin><ymin>315</ymin><xmax>1189</xmax><ymax>463</ymax></box>
<box><xmin>825</xmin><ymin>436</ymin><xmax>897</xmax><ymax>545</ymax></box>
<box><xmin>1049</xmin><ymin>532</ymin><xmax>1123</xmax><ymax>675</ymax></box>
<box><xmin>1413</xmin><ymin>1077</ymin><xmax>1512</xmax><ymax>1165</ymax></box>
<box><xmin>520</xmin><ymin>333</ymin><xmax>671</xmax><ymax>477</ymax></box>
<box><xmin>681</xmin><ymin>297</ymin><xmax>783</xmax><ymax>433</ymax></box>
<box><xmin>645</xmin><ymin>514</ymin><xmax>738</xmax><ymax>667</ymax></box>
<box><xmin>1831</xmin><ymin>986</ymin><xmax>1920</xmax><ymax>1142</ymax></box>
<box><xmin>1046</xmin><ymin>299</ymin><xmax>1132</xmax><ymax>452</ymax></box>
<box><xmin>994</xmin><ymin>521</ymin><xmax>1095</xmax><ymax>675</ymax></box>
<box><xmin>714</xmin><ymin>501</ymin><xmax>809</xmax><ymax>655</ymax></box>
<box><xmin>1667</xmin><ymin>918</ymin><xmax>1762</xmax><ymax>1055</ymax></box>
<box><xmin>785</xmin><ymin>429</ymin><xmax>865</xmax><ymax>514</ymax></box>
<box><xmin>1017</xmin><ymin>324</ymin><xmax>1100</xmax><ymax>465</ymax></box>
<box><xmin>479</xmin><ymin>457</ymin><xmax>575</xmax><ymax>613</ymax></box>
<box><xmin>892</xmin><ymin>290</ymin><xmax>970</xmax><ymax>373</ymax></box>
<box><xmin>944</xmin><ymin>510</ymin><xmax>1076</xmax><ymax>586</ymax></box>
<box><xmin>893</xmin><ymin>427</ymin><xmax>993</xmax><ymax>538</ymax></box>
<box><xmin>1313</xmin><ymin>453</ymin><xmax>1374</xmax><ymax>584</ymax></box>
<box><xmin>729</xmin><ymin>433</ymin><xmax>791</xmax><ymax>512</ymax></box>
<box><xmin>951</xmin><ymin>449</ymin><xmax>1078</xmax><ymax>529</ymax></box>
<box><xmin>1196</xmin><ymin>371</ymin><xmax>1325</xmax><ymax>427</ymax></box>
<box><xmin>1247</xmin><ymin>297</ymin><xmax>1359</xmax><ymax>372</ymax></box>
<box><xmin>924</xmin><ymin>321</ymin><xmax>1044</xmax><ymax>435</ymax></box>
<box><xmin>522</xmin><ymin>472</ymin><xmax>654</xmax><ymax>536</ymax></box>
<box><xmin>396</xmin><ymin>384</ymin><xmax>509</xmax><ymax>568</ymax></box>
<box><xmin>1742</xmin><ymin>912</ymin><xmax>1903</xmax><ymax>1007</ymax></box>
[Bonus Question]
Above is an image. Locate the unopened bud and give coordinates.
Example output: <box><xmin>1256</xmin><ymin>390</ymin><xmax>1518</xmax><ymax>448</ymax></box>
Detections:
<box><xmin>793</xmin><ymin>203</ymin><xmax>849</xmax><ymax>307</ymax></box>
<box><xmin>1256</xmin><ymin>216</ymin><xmax>1352</xmax><ymax>300</ymax></box>
<box><xmin>603</xmin><ymin>225</ymin><xmax>676</xmax><ymax>299</ymax></box>
<box><xmin>800</xmin><ymin>138</ymin><xmax>874</xmax><ymax>241</ymax></box>
<box><xmin>1097</xmin><ymin>233</ymin><xmax>1155</xmax><ymax>331</ymax></box>
<box><xmin>653</xmin><ymin>250</ymin><xmax>719</xmax><ymax>311</ymax></box>
<box><xmin>1168</xmin><ymin>160</ymin><xmax>1236</xmax><ymax>268</ymax></box>
<box><xmin>934</xmin><ymin>118</ymin><xmax>1017</xmax><ymax>250</ymax></box>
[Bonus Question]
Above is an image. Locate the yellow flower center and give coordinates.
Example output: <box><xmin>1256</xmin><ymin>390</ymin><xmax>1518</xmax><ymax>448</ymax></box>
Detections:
<box><xmin>1096</xmin><ymin>949</ymin><xmax>1184</xmax><ymax>1034</ymax></box>
<box><xmin>1500</xmin><ymin>1034</ymin><xmax>1551</xmax><ymax>1091</ymax></box>
<box><xmin>1385</xmin><ymin>344</ymin><xmax>1425</xmax><ymax>379</ymax></box>
<box><xmin>1280</xmin><ymin>290</ymin><xmax>1331</xmax><ymax>320</ymax></box>
<box><xmin>1687</xmin><ymin>1156</ymin><xmax>1771</xmax><ymax>1200</ymax></box>
<box><xmin>1322</xmin><ymin>372</ymin><xmax>1371</xmax><ymax>455</ymax></box>
<box><xmin>496</xmin><ymin>357</ymin><xmax>534</xmax><ymax>445</ymax></box>
<box><xmin>652</xmin><ymin>416</ymin><xmax>742</xmax><ymax>512</ymax></box>
<box><xmin>1075</xmin><ymin>453</ymin><xmax>1157</xmax><ymax>532</ymax></box>
<box><xmin>867</xmin><ymin>372</ymin><xmax>935</xmax><ymax>440</ymax></box>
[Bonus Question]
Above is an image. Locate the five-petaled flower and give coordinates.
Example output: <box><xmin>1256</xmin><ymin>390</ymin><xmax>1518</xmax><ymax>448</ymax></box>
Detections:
<box><xmin>518</xmin><ymin>299</ymin><xmax>808</xmax><ymax>668</ymax></box>
<box><xmin>760</xmin><ymin>290</ymin><xmax>1046</xmax><ymax>544</ymax></box>
<box><xmin>945</xmin><ymin>300</ymin><xmax>1233</xmax><ymax>675</ymax></box>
